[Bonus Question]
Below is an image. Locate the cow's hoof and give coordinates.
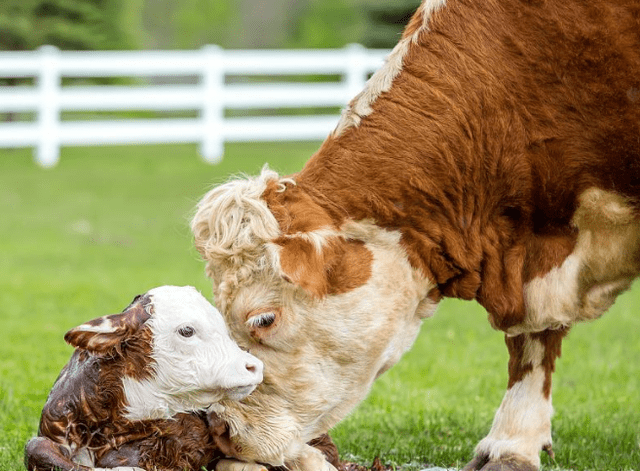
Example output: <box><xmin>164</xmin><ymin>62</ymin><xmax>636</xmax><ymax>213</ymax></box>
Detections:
<box><xmin>462</xmin><ymin>454</ymin><xmax>537</xmax><ymax>471</ymax></box>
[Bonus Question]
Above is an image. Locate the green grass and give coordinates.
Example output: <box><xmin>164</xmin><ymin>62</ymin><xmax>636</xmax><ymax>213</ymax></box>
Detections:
<box><xmin>1</xmin><ymin>144</ymin><xmax>639</xmax><ymax>471</ymax></box>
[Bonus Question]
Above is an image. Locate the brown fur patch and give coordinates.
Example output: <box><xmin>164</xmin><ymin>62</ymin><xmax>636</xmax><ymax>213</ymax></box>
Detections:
<box><xmin>262</xmin><ymin>179</ymin><xmax>374</xmax><ymax>298</ymax></box>
<box><xmin>38</xmin><ymin>323</ymin><xmax>155</xmax><ymax>452</ymax></box>
<box><xmin>535</xmin><ymin>329</ymin><xmax>568</xmax><ymax>398</ymax></box>
<box><xmin>506</xmin><ymin>335</ymin><xmax>535</xmax><ymax>389</ymax></box>
<box><xmin>262</xmin><ymin>180</ymin><xmax>339</xmax><ymax>233</ymax></box>
<box><xmin>64</xmin><ymin>295</ymin><xmax>153</xmax><ymax>355</ymax></box>
<box><xmin>505</xmin><ymin>329</ymin><xmax>568</xmax><ymax>397</ymax></box>
<box><xmin>276</xmin><ymin>235</ymin><xmax>373</xmax><ymax>298</ymax></box>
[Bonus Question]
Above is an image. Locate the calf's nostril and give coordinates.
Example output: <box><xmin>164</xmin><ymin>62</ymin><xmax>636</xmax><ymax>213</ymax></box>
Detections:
<box><xmin>244</xmin><ymin>358</ymin><xmax>264</xmax><ymax>380</ymax></box>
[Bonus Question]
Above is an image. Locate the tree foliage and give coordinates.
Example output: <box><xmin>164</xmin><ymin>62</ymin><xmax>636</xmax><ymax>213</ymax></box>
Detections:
<box><xmin>174</xmin><ymin>0</ymin><xmax>235</xmax><ymax>49</ymax></box>
<box><xmin>285</xmin><ymin>0</ymin><xmax>420</xmax><ymax>49</ymax></box>
<box><xmin>137</xmin><ymin>0</ymin><xmax>236</xmax><ymax>49</ymax></box>
<box><xmin>0</xmin><ymin>0</ymin><xmax>131</xmax><ymax>51</ymax></box>
<box><xmin>287</xmin><ymin>0</ymin><xmax>363</xmax><ymax>48</ymax></box>
<box><xmin>361</xmin><ymin>0</ymin><xmax>420</xmax><ymax>48</ymax></box>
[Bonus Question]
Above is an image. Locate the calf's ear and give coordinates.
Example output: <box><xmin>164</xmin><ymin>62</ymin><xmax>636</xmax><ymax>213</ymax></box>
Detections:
<box><xmin>64</xmin><ymin>300</ymin><xmax>151</xmax><ymax>354</ymax></box>
<box><xmin>275</xmin><ymin>235</ymin><xmax>373</xmax><ymax>298</ymax></box>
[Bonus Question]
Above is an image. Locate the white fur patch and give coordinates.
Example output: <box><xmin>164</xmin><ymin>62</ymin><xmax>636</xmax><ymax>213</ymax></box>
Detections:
<box><xmin>191</xmin><ymin>166</ymin><xmax>292</xmax><ymax>313</ymax></box>
<box><xmin>332</xmin><ymin>0</ymin><xmax>447</xmax><ymax>137</ymax></box>
<box><xmin>475</xmin><ymin>368</ymin><xmax>553</xmax><ymax>468</ymax></box>
<box><xmin>514</xmin><ymin>188</ymin><xmax>640</xmax><ymax>336</ymax></box>
<box><xmin>74</xmin><ymin>317</ymin><xmax>116</xmax><ymax>333</ymax></box>
<box><xmin>477</xmin><ymin>336</ymin><xmax>551</xmax><ymax>467</ymax></box>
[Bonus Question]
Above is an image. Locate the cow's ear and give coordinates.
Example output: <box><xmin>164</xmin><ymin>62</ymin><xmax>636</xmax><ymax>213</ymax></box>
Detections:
<box><xmin>65</xmin><ymin>300</ymin><xmax>151</xmax><ymax>354</ymax></box>
<box><xmin>275</xmin><ymin>235</ymin><xmax>373</xmax><ymax>298</ymax></box>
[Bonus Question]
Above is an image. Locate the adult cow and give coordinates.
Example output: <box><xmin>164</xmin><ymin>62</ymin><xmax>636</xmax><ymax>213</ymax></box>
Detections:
<box><xmin>191</xmin><ymin>1</ymin><xmax>640</xmax><ymax>470</ymax></box>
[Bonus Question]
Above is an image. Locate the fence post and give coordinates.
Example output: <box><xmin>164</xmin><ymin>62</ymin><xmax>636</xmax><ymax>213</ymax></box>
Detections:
<box><xmin>344</xmin><ymin>43</ymin><xmax>368</xmax><ymax>99</ymax></box>
<box><xmin>200</xmin><ymin>45</ymin><xmax>225</xmax><ymax>164</ymax></box>
<box><xmin>36</xmin><ymin>45</ymin><xmax>61</xmax><ymax>168</ymax></box>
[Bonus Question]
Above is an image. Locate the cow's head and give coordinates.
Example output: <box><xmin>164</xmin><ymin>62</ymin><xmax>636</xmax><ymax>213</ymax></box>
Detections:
<box><xmin>191</xmin><ymin>168</ymin><xmax>436</xmax><ymax>465</ymax></box>
<box><xmin>65</xmin><ymin>285</ymin><xmax>264</xmax><ymax>420</ymax></box>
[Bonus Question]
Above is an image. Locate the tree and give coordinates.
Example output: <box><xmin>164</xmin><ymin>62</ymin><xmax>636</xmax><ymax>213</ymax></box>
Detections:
<box><xmin>174</xmin><ymin>0</ymin><xmax>235</xmax><ymax>49</ymax></box>
<box><xmin>287</xmin><ymin>0</ymin><xmax>363</xmax><ymax>49</ymax></box>
<box><xmin>0</xmin><ymin>0</ymin><xmax>133</xmax><ymax>124</ymax></box>
<box><xmin>0</xmin><ymin>0</ymin><xmax>132</xmax><ymax>51</ymax></box>
<box><xmin>360</xmin><ymin>0</ymin><xmax>421</xmax><ymax>48</ymax></box>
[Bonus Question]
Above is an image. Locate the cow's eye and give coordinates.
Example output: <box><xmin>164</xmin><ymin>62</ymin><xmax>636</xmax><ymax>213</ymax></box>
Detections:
<box><xmin>245</xmin><ymin>308</ymin><xmax>281</xmax><ymax>342</ymax></box>
<box><xmin>178</xmin><ymin>326</ymin><xmax>195</xmax><ymax>338</ymax></box>
<box><xmin>246</xmin><ymin>311</ymin><xmax>276</xmax><ymax>329</ymax></box>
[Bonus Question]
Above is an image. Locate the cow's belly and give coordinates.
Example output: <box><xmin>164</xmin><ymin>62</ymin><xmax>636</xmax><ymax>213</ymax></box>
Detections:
<box><xmin>512</xmin><ymin>188</ymin><xmax>640</xmax><ymax>336</ymax></box>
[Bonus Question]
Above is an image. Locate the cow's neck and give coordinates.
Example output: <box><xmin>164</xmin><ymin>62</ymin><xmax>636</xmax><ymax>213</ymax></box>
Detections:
<box><xmin>297</xmin><ymin>125</ymin><xmax>490</xmax><ymax>300</ymax></box>
<box><xmin>296</xmin><ymin>43</ymin><xmax>534</xmax><ymax>326</ymax></box>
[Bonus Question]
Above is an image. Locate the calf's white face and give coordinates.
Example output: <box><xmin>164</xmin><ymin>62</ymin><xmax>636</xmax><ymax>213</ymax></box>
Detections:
<box><xmin>125</xmin><ymin>286</ymin><xmax>264</xmax><ymax>420</ymax></box>
<box><xmin>67</xmin><ymin>285</ymin><xmax>263</xmax><ymax>421</ymax></box>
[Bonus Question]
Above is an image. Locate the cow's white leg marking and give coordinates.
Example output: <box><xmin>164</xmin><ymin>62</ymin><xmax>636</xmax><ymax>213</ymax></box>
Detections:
<box><xmin>475</xmin><ymin>371</ymin><xmax>551</xmax><ymax>468</ymax></box>
<box><xmin>471</xmin><ymin>331</ymin><xmax>563</xmax><ymax>470</ymax></box>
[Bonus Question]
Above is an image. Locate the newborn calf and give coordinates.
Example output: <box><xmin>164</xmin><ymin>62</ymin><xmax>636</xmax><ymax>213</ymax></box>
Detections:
<box><xmin>25</xmin><ymin>285</ymin><xmax>264</xmax><ymax>471</ymax></box>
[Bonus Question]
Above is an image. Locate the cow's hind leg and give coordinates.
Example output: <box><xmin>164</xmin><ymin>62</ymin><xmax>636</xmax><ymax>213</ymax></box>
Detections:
<box><xmin>463</xmin><ymin>329</ymin><xmax>568</xmax><ymax>471</ymax></box>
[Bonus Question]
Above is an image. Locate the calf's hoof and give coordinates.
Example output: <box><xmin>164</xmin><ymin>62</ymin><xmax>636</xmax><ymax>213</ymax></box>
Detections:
<box><xmin>462</xmin><ymin>454</ymin><xmax>538</xmax><ymax>471</ymax></box>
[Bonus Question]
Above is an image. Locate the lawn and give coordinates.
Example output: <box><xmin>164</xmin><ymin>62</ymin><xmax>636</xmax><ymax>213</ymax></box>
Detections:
<box><xmin>1</xmin><ymin>143</ymin><xmax>638</xmax><ymax>471</ymax></box>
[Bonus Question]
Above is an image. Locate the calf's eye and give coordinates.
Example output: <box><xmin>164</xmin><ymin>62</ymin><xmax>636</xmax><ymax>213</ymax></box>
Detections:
<box><xmin>178</xmin><ymin>326</ymin><xmax>195</xmax><ymax>338</ymax></box>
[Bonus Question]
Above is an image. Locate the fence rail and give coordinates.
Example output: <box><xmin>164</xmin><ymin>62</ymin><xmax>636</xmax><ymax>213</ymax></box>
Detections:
<box><xmin>0</xmin><ymin>45</ymin><xmax>389</xmax><ymax>167</ymax></box>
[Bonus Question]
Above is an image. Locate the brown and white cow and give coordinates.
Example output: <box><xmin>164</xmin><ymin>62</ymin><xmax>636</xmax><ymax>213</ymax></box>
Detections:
<box><xmin>191</xmin><ymin>1</ymin><xmax>640</xmax><ymax>470</ymax></box>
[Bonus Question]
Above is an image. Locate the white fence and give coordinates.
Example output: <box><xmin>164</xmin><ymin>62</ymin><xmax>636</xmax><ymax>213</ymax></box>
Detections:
<box><xmin>0</xmin><ymin>45</ymin><xmax>389</xmax><ymax>167</ymax></box>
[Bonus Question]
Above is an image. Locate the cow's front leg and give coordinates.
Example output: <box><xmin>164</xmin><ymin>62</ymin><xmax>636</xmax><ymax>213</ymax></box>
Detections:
<box><xmin>463</xmin><ymin>329</ymin><xmax>568</xmax><ymax>471</ymax></box>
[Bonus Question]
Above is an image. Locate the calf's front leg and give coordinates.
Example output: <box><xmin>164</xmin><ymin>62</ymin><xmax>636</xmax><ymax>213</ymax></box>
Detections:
<box><xmin>463</xmin><ymin>329</ymin><xmax>568</xmax><ymax>471</ymax></box>
<box><xmin>25</xmin><ymin>436</ymin><xmax>145</xmax><ymax>471</ymax></box>
<box><xmin>25</xmin><ymin>437</ymin><xmax>92</xmax><ymax>471</ymax></box>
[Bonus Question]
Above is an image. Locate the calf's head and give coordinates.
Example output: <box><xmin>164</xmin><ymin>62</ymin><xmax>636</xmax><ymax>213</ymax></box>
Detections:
<box><xmin>192</xmin><ymin>169</ymin><xmax>436</xmax><ymax>465</ymax></box>
<box><xmin>65</xmin><ymin>285</ymin><xmax>263</xmax><ymax>420</ymax></box>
